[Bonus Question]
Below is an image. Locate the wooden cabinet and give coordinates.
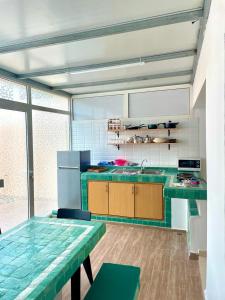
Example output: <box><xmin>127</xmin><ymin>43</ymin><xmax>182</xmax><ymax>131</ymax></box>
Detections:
<box><xmin>88</xmin><ymin>181</ymin><xmax>109</xmax><ymax>215</ymax></box>
<box><xmin>108</xmin><ymin>182</ymin><xmax>134</xmax><ymax>217</ymax></box>
<box><xmin>87</xmin><ymin>181</ymin><xmax>164</xmax><ymax>220</ymax></box>
<box><xmin>135</xmin><ymin>183</ymin><xmax>163</xmax><ymax>220</ymax></box>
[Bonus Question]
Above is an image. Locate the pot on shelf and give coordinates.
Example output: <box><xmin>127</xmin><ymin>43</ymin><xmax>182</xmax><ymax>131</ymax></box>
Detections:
<box><xmin>147</xmin><ymin>124</ymin><xmax>158</xmax><ymax>129</ymax></box>
<box><xmin>158</xmin><ymin>120</ymin><xmax>179</xmax><ymax>129</ymax></box>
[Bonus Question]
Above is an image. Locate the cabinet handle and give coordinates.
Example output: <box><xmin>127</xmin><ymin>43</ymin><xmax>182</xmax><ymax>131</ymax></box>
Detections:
<box><xmin>132</xmin><ymin>185</ymin><xmax>135</xmax><ymax>194</ymax></box>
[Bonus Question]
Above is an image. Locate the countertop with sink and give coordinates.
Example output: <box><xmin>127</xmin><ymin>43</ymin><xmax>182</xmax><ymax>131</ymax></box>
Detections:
<box><xmin>80</xmin><ymin>166</ymin><xmax>207</xmax><ymax>229</ymax></box>
<box><xmin>81</xmin><ymin>166</ymin><xmax>207</xmax><ymax>200</ymax></box>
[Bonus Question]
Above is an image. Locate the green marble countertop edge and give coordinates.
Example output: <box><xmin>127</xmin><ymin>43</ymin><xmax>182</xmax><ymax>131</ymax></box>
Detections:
<box><xmin>81</xmin><ymin>166</ymin><xmax>207</xmax><ymax>200</ymax></box>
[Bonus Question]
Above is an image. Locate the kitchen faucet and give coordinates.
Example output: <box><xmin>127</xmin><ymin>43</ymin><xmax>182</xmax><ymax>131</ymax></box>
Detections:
<box><xmin>140</xmin><ymin>159</ymin><xmax>148</xmax><ymax>172</ymax></box>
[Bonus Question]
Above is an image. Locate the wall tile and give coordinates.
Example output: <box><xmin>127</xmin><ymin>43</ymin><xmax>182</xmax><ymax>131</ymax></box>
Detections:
<box><xmin>72</xmin><ymin>118</ymin><xmax>199</xmax><ymax>166</ymax></box>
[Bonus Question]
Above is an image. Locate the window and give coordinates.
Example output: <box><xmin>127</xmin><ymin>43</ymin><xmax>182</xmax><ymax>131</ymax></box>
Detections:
<box><xmin>129</xmin><ymin>88</ymin><xmax>190</xmax><ymax>117</ymax></box>
<box><xmin>31</xmin><ymin>88</ymin><xmax>69</xmax><ymax>111</ymax></box>
<box><xmin>0</xmin><ymin>78</ymin><xmax>27</xmax><ymax>103</ymax></box>
<box><xmin>73</xmin><ymin>95</ymin><xmax>124</xmax><ymax>120</ymax></box>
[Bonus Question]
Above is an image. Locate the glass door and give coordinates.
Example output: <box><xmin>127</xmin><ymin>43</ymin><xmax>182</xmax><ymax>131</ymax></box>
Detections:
<box><xmin>0</xmin><ymin>109</ymin><xmax>28</xmax><ymax>232</ymax></box>
<box><xmin>32</xmin><ymin>110</ymin><xmax>70</xmax><ymax>216</ymax></box>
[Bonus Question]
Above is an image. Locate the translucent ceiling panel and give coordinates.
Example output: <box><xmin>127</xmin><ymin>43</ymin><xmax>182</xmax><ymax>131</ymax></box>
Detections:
<box><xmin>0</xmin><ymin>78</ymin><xmax>27</xmax><ymax>103</ymax></box>
<box><xmin>32</xmin><ymin>110</ymin><xmax>69</xmax><ymax>216</ymax></box>
<box><xmin>0</xmin><ymin>109</ymin><xmax>28</xmax><ymax>232</ymax></box>
<box><xmin>31</xmin><ymin>88</ymin><xmax>69</xmax><ymax>111</ymax></box>
<box><xmin>73</xmin><ymin>94</ymin><xmax>124</xmax><ymax>120</ymax></box>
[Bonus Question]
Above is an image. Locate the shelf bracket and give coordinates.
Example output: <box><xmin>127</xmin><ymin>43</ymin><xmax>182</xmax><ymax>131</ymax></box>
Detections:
<box><xmin>168</xmin><ymin>144</ymin><xmax>171</xmax><ymax>150</ymax></box>
<box><xmin>168</xmin><ymin>129</ymin><xmax>170</xmax><ymax>137</ymax></box>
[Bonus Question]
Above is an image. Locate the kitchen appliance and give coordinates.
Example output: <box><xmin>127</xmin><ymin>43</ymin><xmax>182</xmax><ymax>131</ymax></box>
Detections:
<box><xmin>178</xmin><ymin>158</ymin><xmax>201</xmax><ymax>171</ymax></box>
<box><xmin>57</xmin><ymin>151</ymin><xmax>90</xmax><ymax>209</ymax></box>
<box><xmin>158</xmin><ymin>120</ymin><xmax>179</xmax><ymax>128</ymax></box>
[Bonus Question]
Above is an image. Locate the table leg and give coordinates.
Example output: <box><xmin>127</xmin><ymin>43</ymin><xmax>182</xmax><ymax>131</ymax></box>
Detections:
<box><xmin>71</xmin><ymin>266</ymin><xmax>81</xmax><ymax>300</ymax></box>
<box><xmin>83</xmin><ymin>255</ymin><xmax>93</xmax><ymax>284</ymax></box>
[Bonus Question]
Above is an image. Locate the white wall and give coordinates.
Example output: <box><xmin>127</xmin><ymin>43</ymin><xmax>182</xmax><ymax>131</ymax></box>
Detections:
<box><xmin>192</xmin><ymin>0</ymin><xmax>225</xmax><ymax>299</ymax></box>
<box><xmin>193</xmin><ymin>83</ymin><xmax>206</xmax><ymax>179</ymax></box>
<box><xmin>72</xmin><ymin>116</ymin><xmax>199</xmax><ymax>166</ymax></box>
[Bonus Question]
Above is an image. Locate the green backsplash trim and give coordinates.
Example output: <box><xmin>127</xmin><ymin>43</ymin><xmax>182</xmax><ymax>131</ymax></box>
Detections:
<box><xmin>81</xmin><ymin>167</ymin><xmax>206</xmax><ymax>229</ymax></box>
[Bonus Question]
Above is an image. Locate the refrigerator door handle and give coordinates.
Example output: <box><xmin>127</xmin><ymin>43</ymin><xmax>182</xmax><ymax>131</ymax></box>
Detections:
<box><xmin>58</xmin><ymin>166</ymin><xmax>79</xmax><ymax>170</ymax></box>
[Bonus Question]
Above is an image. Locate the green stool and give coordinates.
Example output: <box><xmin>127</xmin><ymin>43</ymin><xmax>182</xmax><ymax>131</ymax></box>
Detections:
<box><xmin>84</xmin><ymin>263</ymin><xmax>140</xmax><ymax>300</ymax></box>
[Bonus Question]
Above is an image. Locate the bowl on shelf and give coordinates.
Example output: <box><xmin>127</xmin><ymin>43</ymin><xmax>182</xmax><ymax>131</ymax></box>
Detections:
<box><xmin>152</xmin><ymin>137</ymin><xmax>168</xmax><ymax>143</ymax></box>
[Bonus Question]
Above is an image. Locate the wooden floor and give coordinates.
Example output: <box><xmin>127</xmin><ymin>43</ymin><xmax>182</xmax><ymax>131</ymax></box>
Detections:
<box><xmin>62</xmin><ymin>223</ymin><xmax>203</xmax><ymax>300</ymax></box>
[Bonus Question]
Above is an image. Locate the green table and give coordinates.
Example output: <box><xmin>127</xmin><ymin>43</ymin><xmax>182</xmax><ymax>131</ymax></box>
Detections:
<box><xmin>0</xmin><ymin>217</ymin><xmax>106</xmax><ymax>300</ymax></box>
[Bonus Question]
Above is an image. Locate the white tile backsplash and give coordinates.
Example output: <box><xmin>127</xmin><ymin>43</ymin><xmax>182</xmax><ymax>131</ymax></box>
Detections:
<box><xmin>72</xmin><ymin>118</ymin><xmax>199</xmax><ymax>167</ymax></box>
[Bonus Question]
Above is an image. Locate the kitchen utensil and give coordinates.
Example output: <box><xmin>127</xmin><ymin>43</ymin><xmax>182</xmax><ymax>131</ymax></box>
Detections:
<box><xmin>158</xmin><ymin>120</ymin><xmax>179</xmax><ymax>128</ymax></box>
<box><xmin>168</xmin><ymin>138</ymin><xmax>176</xmax><ymax>143</ymax></box>
<box><xmin>87</xmin><ymin>167</ymin><xmax>108</xmax><ymax>173</ymax></box>
<box><xmin>153</xmin><ymin>137</ymin><xmax>168</xmax><ymax>143</ymax></box>
<box><xmin>144</xmin><ymin>135</ymin><xmax>151</xmax><ymax>143</ymax></box>
<box><xmin>126</xmin><ymin>136</ymin><xmax>134</xmax><ymax>143</ymax></box>
<box><xmin>137</xmin><ymin>136</ymin><xmax>143</xmax><ymax>143</ymax></box>
<box><xmin>125</xmin><ymin>124</ymin><xmax>146</xmax><ymax>130</ymax></box>
<box><xmin>114</xmin><ymin>159</ymin><xmax>127</xmax><ymax>166</ymax></box>
<box><xmin>147</xmin><ymin>124</ymin><xmax>158</xmax><ymax>129</ymax></box>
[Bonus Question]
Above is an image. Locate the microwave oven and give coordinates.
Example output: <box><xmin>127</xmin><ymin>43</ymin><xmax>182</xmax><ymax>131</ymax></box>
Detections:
<box><xmin>178</xmin><ymin>158</ymin><xmax>201</xmax><ymax>171</ymax></box>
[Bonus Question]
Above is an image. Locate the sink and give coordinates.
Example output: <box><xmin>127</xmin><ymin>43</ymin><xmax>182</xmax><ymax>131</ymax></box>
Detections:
<box><xmin>138</xmin><ymin>170</ymin><xmax>162</xmax><ymax>175</ymax></box>
<box><xmin>111</xmin><ymin>169</ymin><xmax>138</xmax><ymax>175</ymax></box>
<box><xmin>111</xmin><ymin>169</ymin><xmax>163</xmax><ymax>175</ymax></box>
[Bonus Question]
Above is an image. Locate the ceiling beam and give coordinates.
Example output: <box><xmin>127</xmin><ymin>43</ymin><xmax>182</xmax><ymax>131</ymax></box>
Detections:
<box><xmin>0</xmin><ymin>68</ymin><xmax>71</xmax><ymax>97</ymax></box>
<box><xmin>73</xmin><ymin>82</ymin><xmax>191</xmax><ymax>95</ymax></box>
<box><xmin>18</xmin><ymin>49</ymin><xmax>196</xmax><ymax>79</ymax></box>
<box><xmin>192</xmin><ymin>0</ymin><xmax>212</xmax><ymax>82</ymax></box>
<box><xmin>0</xmin><ymin>9</ymin><xmax>203</xmax><ymax>54</ymax></box>
<box><xmin>52</xmin><ymin>70</ymin><xmax>192</xmax><ymax>90</ymax></box>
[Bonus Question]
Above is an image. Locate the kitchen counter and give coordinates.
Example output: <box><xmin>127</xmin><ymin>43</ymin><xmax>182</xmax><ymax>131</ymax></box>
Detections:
<box><xmin>81</xmin><ymin>166</ymin><xmax>207</xmax><ymax>228</ymax></box>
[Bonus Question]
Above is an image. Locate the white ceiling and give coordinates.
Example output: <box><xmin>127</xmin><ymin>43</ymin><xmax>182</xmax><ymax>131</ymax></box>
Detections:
<box><xmin>0</xmin><ymin>0</ymin><xmax>204</xmax><ymax>95</ymax></box>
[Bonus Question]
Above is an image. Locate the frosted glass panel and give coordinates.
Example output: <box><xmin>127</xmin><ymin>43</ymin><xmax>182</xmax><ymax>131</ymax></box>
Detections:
<box><xmin>33</xmin><ymin>111</ymin><xmax>69</xmax><ymax>216</ymax></box>
<box><xmin>31</xmin><ymin>88</ymin><xmax>69</xmax><ymax>111</ymax></box>
<box><xmin>73</xmin><ymin>95</ymin><xmax>124</xmax><ymax>120</ymax></box>
<box><xmin>0</xmin><ymin>78</ymin><xmax>27</xmax><ymax>103</ymax></box>
<box><xmin>0</xmin><ymin>109</ymin><xmax>28</xmax><ymax>232</ymax></box>
<box><xmin>129</xmin><ymin>88</ymin><xmax>190</xmax><ymax>117</ymax></box>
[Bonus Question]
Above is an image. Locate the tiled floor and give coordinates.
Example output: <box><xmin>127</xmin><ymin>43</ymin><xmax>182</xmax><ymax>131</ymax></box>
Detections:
<box><xmin>63</xmin><ymin>223</ymin><xmax>204</xmax><ymax>300</ymax></box>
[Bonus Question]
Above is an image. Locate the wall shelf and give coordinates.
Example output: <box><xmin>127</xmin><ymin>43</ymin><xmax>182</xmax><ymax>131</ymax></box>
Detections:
<box><xmin>107</xmin><ymin>120</ymin><xmax>180</xmax><ymax>151</ymax></box>
<box><xmin>108</xmin><ymin>142</ymin><xmax>177</xmax><ymax>150</ymax></box>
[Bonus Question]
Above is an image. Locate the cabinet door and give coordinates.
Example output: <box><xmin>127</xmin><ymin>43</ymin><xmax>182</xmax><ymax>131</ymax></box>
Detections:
<box><xmin>109</xmin><ymin>182</ymin><xmax>134</xmax><ymax>217</ymax></box>
<box><xmin>88</xmin><ymin>181</ymin><xmax>109</xmax><ymax>215</ymax></box>
<box><xmin>135</xmin><ymin>183</ymin><xmax>163</xmax><ymax>220</ymax></box>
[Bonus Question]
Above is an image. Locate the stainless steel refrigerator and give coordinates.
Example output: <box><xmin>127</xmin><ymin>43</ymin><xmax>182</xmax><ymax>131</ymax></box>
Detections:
<box><xmin>57</xmin><ymin>150</ymin><xmax>90</xmax><ymax>209</ymax></box>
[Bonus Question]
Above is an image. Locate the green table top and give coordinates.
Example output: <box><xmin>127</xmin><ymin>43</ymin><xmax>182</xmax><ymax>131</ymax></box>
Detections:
<box><xmin>0</xmin><ymin>217</ymin><xmax>106</xmax><ymax>300</ymax></box>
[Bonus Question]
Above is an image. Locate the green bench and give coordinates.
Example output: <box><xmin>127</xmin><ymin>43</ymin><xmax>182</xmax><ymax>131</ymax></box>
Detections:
<box><xmin>84</xmin><ymin>263</ymin><xmax>140</xmax><ymax>300</ymax></box>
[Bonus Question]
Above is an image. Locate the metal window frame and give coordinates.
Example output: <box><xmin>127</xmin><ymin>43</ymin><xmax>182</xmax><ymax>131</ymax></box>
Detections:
<box><xmin>0</xmin><ymin>78</ymin><xmax>72</xmax><ymax>220</ymax></box>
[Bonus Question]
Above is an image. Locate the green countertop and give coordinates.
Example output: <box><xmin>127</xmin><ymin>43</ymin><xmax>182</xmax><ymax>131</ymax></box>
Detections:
<box><xmin>81</xmin><ymin>166</ymin><xmax>207</xmax><ymax>200</ymax></box>
<box><xmin>0</xmin><ymin>217</ymin><xmax>106</xmax><ymax>300</ymax></box>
